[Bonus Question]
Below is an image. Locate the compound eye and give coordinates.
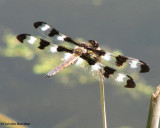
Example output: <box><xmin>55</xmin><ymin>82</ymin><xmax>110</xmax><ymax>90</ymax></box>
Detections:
<box><xmin>88</xmin><ymin>40</ymin><xmax>99</xmax><ymax>48</ymax></box>
<box><xmin>94</xmin><ymin>41</ymin><xmax>99</xmax><ymax>48</ymax></box>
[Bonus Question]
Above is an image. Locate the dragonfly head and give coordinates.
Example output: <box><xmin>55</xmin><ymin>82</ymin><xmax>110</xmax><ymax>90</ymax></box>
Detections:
<box><xmin>88</xmin><ymin>40</ymin><xmax>99</xmax><ymax>48</ymax></box>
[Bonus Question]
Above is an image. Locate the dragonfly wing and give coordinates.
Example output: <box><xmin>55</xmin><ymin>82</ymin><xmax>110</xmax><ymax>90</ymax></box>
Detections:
<box><xmin>33</xmin><ymin>22</ymin><xmax>79</xmax><ymax>46</ymax></box>
<box><xmin>17</xmin><ymin>34</ymin><xmax>74</xmax><ymax>54</ymax></box>
<box><xmin>103</xmin><ymin>66</ymin><xmax>136</xmax><ymax>88</ymax></box>
<box><xmin>101</xmin><ymin>52</ymin><xmax>150</xmax><ymax>73</ymax></box>
<box><xmin>90</xmin><ymin>63</ymin><xmax>136</xmax><ymax>88</ymax></box>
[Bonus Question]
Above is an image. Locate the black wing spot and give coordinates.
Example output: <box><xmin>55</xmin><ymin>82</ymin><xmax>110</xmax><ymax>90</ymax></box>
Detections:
<box><xmin>115</xmin><ymin>55</ymin><xmax>128</xmax><ymax>66</ymax></box>
<box><xmin>48</xmin><ymin>28</ymin><xmax>59</xmax><ymax>37</ymax></box>
<box><xmin>124</xmin><ymin>75</ymin><xmax>136</xmax><ymax>88</ymax></box>
<box><xmin>96</xmin><ymin>49</ymin><xmax>105</xmax><ymax>56</ymax></box>
<box><xmin>103</xmin><ymin>66</ymin><xmax>116</xmax><ymax>78</ymax></box>
<box><xmin>38</xmin><ymin>39</ymin><xmax>50</xmax><ymax>49</ymax></box>
<box><xmin>33</xmin><ymin>22</ymin><xmax>46</xmax><ymax>29</ymax></box>
<box><xmin>17</xmin><ymin>34</ymin><xmax>30</xmax><ymax>43</ymax></box>
<box><xmin>64</xmin><ymin>37</ymin><xmax>79</xmax><ymax>45</ymax></box>
<box><xmin>80</xmin><ymin>53</ymin><xmax>97</xmax><ymax>65</ymax></box>
<box><xmin>57</xmin><ymin>46</ymin><xmax>73</xmax><ymax>53</ymax></box>
<box><xmin>139</xmin><ymin>60</ymin><xmax>150</xmax><ymax>73</ymax></box>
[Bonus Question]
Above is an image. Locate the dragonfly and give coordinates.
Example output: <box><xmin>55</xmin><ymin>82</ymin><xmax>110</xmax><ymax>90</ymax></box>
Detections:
<box><xmin>17</xmin><ymin>21</ymin><xmax>150</xmax><ymax>88</ymax></box>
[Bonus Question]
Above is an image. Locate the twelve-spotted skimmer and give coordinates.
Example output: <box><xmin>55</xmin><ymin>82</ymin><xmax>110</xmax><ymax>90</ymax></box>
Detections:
<box><xmin>17</xmin><ymin>22</ymin><xmax>150</xmax><ymax>88</ymax></box>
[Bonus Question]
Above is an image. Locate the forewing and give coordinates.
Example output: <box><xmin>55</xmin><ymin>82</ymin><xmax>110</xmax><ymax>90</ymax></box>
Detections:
<box><xmin>16</xmin><ymin>34</ymin><xmax>74</xmax><ymax>54</ymax></box>
<box><xmin>33</xmin><ymin>22</ymin><xmax>79</xmax><ymax>46</ymax></box>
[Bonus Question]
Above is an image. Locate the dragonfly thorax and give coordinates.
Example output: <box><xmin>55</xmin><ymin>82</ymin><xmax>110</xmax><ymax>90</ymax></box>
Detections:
<box><xmin>73</xmin><ymin>47</ymin><xmax>87</xmax><ymax>56</ymax></box>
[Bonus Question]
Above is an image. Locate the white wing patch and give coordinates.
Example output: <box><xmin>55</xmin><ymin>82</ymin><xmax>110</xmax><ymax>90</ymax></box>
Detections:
<box><xmin>50</xmin><ymin>45</ymin><xmax>58</xmax><ymax>53</ymax></box>
<box><xmin>129</xmin><ymin>60</ymin><xmax>139</xmax><ymax>69</ymax></box>
<box><xmin>57</xmin><ymin>34</ymin><xmax>66</xmax><ymax>41</ymax></box>
<box><xmin>115</xmin><ymin>73</ymin><xmax>126</xmax><ymax>82</ymax></box>
<box><xmin>102</xmin><ymin>52</ymin><xmax>111</xmax><ymax>61</ymax></box>
<box><xmin>64</xmin><ymin>53</ymin><xmax>72</xmax><ymax>61</ymax></box>
<box><xmin>76</xmin><ymin>58</ymin><xmax>84</xmax><ymax>65</ymax></box>
<box><xmin>91</xmin><ymin>63</ymin><xmax>102</xmax><ymax>71</ymax></box>
<box><xmin>41</xmin><ymin>24</ymin><xmax>51</xmax><ymax>31</ymax></box>
<box><xmin>28</xmin><ymin>36</ymin><xmax>37</xmax><ymax>44</ymax></box>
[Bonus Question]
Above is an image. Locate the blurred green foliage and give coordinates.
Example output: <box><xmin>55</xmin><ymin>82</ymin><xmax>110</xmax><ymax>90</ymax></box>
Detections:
<box><xmin>1</xmin><ymin>29</ymin><xmax>154</xmax><ymax>98</ymax></box>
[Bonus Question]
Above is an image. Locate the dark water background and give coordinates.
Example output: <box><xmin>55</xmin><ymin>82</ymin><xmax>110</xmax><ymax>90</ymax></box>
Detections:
<box><xmin>0</xmin><ymin>0</ymin><xmax>160</xmax><ymax>128</ymax></box>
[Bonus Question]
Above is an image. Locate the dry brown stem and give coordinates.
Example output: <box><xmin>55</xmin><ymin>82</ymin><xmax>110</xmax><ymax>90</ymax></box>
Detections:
<box><xmin>147</xmin><ymin>85</ymin><xmax>160</xmax><ymax>128</ymax></box>
<box><xmin>99</xmin><ymin>72</ymin><xmax>107</xmax><ymax>128</ymax></box>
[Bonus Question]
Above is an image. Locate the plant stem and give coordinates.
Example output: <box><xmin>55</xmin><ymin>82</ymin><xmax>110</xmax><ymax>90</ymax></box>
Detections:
<box><xmin>99</xmin><ymin>72</ymin><xmax>107</xmax><ymax>128</ymax></box>
<box><xmin>146</xmin><ymin>85</ymin><xmax>160</xmax><ymax>128</ymax></box>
